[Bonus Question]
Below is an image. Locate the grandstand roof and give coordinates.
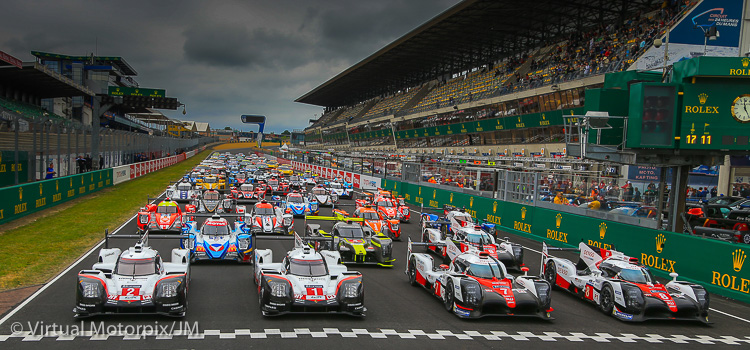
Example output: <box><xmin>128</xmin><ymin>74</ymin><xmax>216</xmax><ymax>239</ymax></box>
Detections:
<box><xmin>297</xmin><ymin>0</ymin><xmax>659</xmax><ymax>108</ymax></box>
<box><xmin>31</xmin><ymin>51</ymin><xmax>138</xmax><ymax>76</ymax></box>
<box><xmin>0</xmin><ymin>62</ymin><xmax>94</xmax><ymax>98</ymax></box>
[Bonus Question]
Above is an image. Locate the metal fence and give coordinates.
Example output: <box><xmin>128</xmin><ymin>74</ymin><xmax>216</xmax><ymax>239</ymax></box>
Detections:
<box><xmin>0</xmin><ymin>110</ymin><xmax>217</xmax><ymax>185</ymax></box>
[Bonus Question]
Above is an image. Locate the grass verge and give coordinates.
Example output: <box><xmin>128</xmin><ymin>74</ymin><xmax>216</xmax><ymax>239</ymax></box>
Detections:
<box><xmin>0</xmin><ymin>149</ymin><xmax>212</xmax><ymax>291</ymax></box>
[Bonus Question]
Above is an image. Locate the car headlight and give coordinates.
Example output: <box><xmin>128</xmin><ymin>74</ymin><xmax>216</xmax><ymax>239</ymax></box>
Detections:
<box><xmin>310</xmin><ymin>203</ymin><xmax>318</xmax><ymax>210</ymax></box>
<box><xmin>693</xmin><ymin>286</ymin><xmax>709</xmax><ymax>310</ymax></box>
<box><xmin>381</xmin><ymin>241</ymin><xmax>392</xmax><ymax>257</ymax></box>
<box><xmin>269</xmin><ymin>280</ymin><xmax>289</xmax><ymax>298</ymax></box>
<box><xmin>138</xmin><ymin>214</ymin><xmax>149</xmax><ymax>225</ymax></box>
<box><xmin>460</xmin><ymin>280</ymin><xmax>482</xmax><ymax>307</ymax></box>
<box><xmin>159</xmin><ymin>282</ymin><xmax>179</xmax><ymax>298</ymax></box>
<box><xmin>283</xmin><ymin>217</ymin><xmax>292</xmax><ymax>226</ymax></box>
<box><xmin>391</xmin><ymin>223</ymin><xmax>399</xmax><ymax>232</ymax></box>
<box><xmin>534</xmin><ymin>281</ymin><xmax>551</xmax><ymax>308</ymax></box>
<box><xmin>512</xmin><ymin>245</ymin><xmax>523</xmax><ymax>261</ymax></box>
<box><xmin>343</xmin><ymin>282</ymin><xmax>361</xmax><ymax>298</ymax></box>
<box><xmin>621</xmin><ymin>284</ymin><xmax>644</xmax><ymax>311</ymax></box>
<box><xmin>238</xmin><ymin>238</ymin><xmax>250</xmax><ymax>250</ymax></box>
<box><xmin>401</xmin><ymin>208</ymin><xmax>409</xmax><ymax>215</ymax></box>
<box><xmin>82</xmin><ymin>281</ymin><xmax>100</xmax><ymax>298</ymax></box>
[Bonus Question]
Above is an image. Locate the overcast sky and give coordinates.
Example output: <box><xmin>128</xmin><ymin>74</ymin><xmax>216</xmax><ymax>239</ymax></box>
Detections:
<box><xmin>0</xmin><ymin>0</ymin><xmax>460</xmax><ymax>133</ymax></box>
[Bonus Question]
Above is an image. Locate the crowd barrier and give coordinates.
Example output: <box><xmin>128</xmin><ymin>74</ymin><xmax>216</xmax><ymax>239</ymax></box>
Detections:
<box><xmin>290</xmin><ymin>161</ymin><xmax>381</xmax><ymax>190</ymax></box>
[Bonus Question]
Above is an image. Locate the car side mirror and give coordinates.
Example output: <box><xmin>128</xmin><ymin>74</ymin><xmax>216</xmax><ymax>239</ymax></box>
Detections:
<box><xmin>439</xmin><ymin>264</ymin><xmax>449</xmax><ymax>270</ymax></box>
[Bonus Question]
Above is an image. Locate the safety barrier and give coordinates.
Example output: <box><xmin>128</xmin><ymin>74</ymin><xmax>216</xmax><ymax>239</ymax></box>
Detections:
<box><xmin>1</xmin><ymin>147</ymin><xmax>205</xmax><ymax>225</ymax></box>
<box><xmin>381</xmin><ymin>179</ymin><xmax>750</xmax><ymax>304</ymax></box>
<box><xmin>290</xmin><ymin>161</ymin><xmax>381</xmax><ymax>190</ymax></box>
<box><xmin>0</xmin><ymin>169</ymin><xmax>112</xmax><ymax>225</ymax></box>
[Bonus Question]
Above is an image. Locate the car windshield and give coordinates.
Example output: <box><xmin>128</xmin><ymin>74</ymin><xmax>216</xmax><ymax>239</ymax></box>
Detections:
<box><xmin>204</xmin><ymin>192</ymin><xmax>220</xmax><ymax>200</ymax></box>
<box><xmin>177</xmin><ymin>183</ymin><xmax>192</xmax><ymax>191</ymax></box>
<box><xmin>157</xmin><ymin>205</ymin><xmax>178</xmax><ymax>214</ymax></box>
<box><xmin>203</xmin><ymin>223</ymin><xmax>229</xmax><ymax>235</ymax></box>
<box><xmin>204</xmin><ymin>177</ymin><xmax>217</xmax><ymax>183</ymax></box>
<box><xmin>377</xmin><ymin>201</ymin><xmax>393</xmax><ymax>207</ymax></box>
<box><xmin>290</xmin><ymin>176</ymin><xmax>300</xmax><ymax>181</ymax></box>
<box><xmin>255</xmin><ymin>207</ymin><xmax>275</xmax><ymax>215</ymax></box>
<box><xmin>466</xmin><ymin>262</ymin><xmax>504</xmax><ymax>279</ymax></box>
<box><xmin>330</xmin><ymin>183</ymin><xmax>342</xmax><ymax>189</ymax></box>
<box><xmin>269</xmin><ymin>179</ymin><xmax>279</xmax><ymax>185</ymax></box>
<box><xmin>236</xmin><ymin>173</ymin><xmax>246</xmax><ymax>179</ymax></box>
<box><xmin>116</xmin><ymin>258</ymin><xmax>156</xmax><ymax>276</ymax></box>
<box><xmin>240</xmin><ymin>184</ymin><xmax>254</xmax><ymax>191</ymax></box>
<box><xmin>289</xmin><ymin>258</ymin><xmax>328</xmax><ymax>277</ymax></box>
<box><xmin>361</xmin><ymin>211</ymin><xmax>379</xmax><ymax>220</ymax></box>
<box><xmin>313</xmin><ymin>189</ymin><xmax>327</xmax><ymax>195</ymax></box>
<box><xmin>338</xmin><ymin>227</ymin><xmax>365</xmax><ymax>238</ymax></box>
<box><xmin>466</xmin><ymin>233</ymin><xmax>491</xmax><ymax>245</ymax></box>
<box><xmin>398</xmin><ymin>199</ymin><xmax>405</xmax><ymax>205</ymax></box>
<box><xmin>288</xmin><ymin>196</ymin><xmax>304</xmax><ymax>203</ymax></box>
<box><xmin>619</xmin><ymin>267</ymin><xmax>655</xmax><ymax>284</ymax></box>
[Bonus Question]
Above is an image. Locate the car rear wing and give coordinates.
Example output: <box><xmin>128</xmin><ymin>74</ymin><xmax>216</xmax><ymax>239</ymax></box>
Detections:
<box><xmin>407</xmin><ymin>236</ymin><xmax>460</xmax><ymax>261</ymax></box>
<box><xmin>103</xmin><ymin>228</ymin><xmax>188</xmax><ymax>249</ymax></box>
<box><xmin>253</xmin><ymin>231</ymin><xmax>334</xmax><ymax>250</ymax></box>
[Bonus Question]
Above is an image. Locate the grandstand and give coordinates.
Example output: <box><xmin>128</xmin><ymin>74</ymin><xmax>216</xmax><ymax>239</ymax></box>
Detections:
<box><xmin>299</xmin><ymin>0</ymin><xmax>695</xmax><ymax>155</ymax></box>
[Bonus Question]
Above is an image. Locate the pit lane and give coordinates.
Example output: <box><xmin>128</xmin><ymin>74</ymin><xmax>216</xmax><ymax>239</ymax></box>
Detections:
<box><xmin>1</xmin><ymin>147</ymin><xmax>749</xmax><ymax>349</ymax></box>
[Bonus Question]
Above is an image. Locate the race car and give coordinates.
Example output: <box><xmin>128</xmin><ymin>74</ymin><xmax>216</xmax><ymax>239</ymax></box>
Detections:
<box><xmin>306</xmin><ymin>218</ymin><xmax>395</xmax><ymax>267</ymax></box>
<box><xmin>189</xmin><ymin>190</ymin><xmax>237</xmax><ymax>214</ymax></box>
<box><xmin>406</xmin><ymin>238</ymin><xmax>552</xmax><ymax>319</ymax></box>
<box><xmin>74</xmin><ymin>235</ymin><xmax>190</xmax><ymax>318</ymax></box>
<box><xmin>421</xmin><ymin>218</ymin><xmax>524</xmax><ymax>270</ymax></box>
<box><xmin>196</xmin><ymin>175</ymin><xmax>225</xmax><ymax>190</ymax></box>
<box><xmin>309</xmin><ymin>186</ymin><xmax>338</xmax><ymax>207</ymax></box>
<box><xmin>267</xmin><ymin>177</ymin><xmax>288</xmax><ymax>194</ymax></box>
<box><xmin>353</xmin><ymin>206</ymin><xmax>401</xmax><ymax>240</ymax></box>
<box><xmin>137</xmin><ymin>198</ymin><xmax>185</xmax><ymax>233</ymax></box>
<box><xmin>234</xmin><ymin>183</ymin><xmax>256</xmax><ymax>202</ymax></box>
<box><xmin>355</xmin><ymin>192</ymin><xmax>375</xmax><ymax>208</ymax></box>
<box><xmin>231</xmin><ymin>172</ymin><xmax>251</xmax><ymax>185</ymax></box>
<box><xmin>278</xmin><ymin>165</ymin><xmax>294</xmax><ymax>176</ymax></box>
<box><xmin>181</xmin><ymin>214</ymin><xmax>253</xmax><ymax>263</ymax></box>
<box><xmin>395</xmin><ymin>197</ymin><xmax>411</xmax><ymax>222</ymax></box>
<box><xmin>288</xmin><ymin>175</ymin><xmax>305</xmax><ymax>193</ymax></box>
<box><xmin>186</xmin><ymin>171</ymin><xmax>203</xmax><ymax>184</ymax></box>
<box><xmin>283</xmin><ymin>192</ymin><xmax>319</xmax><ymax>217</ymax></box>
<box><xmin>373</xmin><ymin>196</ymin><xmax>399</xmax><ymax>221</ymax></box>
<box><xmin>303</xmin><ymin>173</ymin><xmax>317</xmax><ymax>186</ymax></box>
<box><xmin>254</xmin><ymin>233</ymin><xmax>366</xmax><ymax>316</ymax></box>
<box><xmin>541</xmin><ymin>242</ymin><xmax>709</xmax><ymax>323</ymax></box>
<box><xmin>327</xmin><ymin>181</ymin><xmax>352</xmax><ymax>199</ymax></box>
<box><xmin>246</xmin><ymin>200</ymin><xmax>294</xmax><ymax>235</ymax></box>
<box><xmin>166</xmin><ymin>181</ymin><xmax>200</xmax><ymax>202</ymax></box>
<box><xmin>253</xmin><ymin>183</ymin><xmax>269</xmax><ymax>201</ymax></box>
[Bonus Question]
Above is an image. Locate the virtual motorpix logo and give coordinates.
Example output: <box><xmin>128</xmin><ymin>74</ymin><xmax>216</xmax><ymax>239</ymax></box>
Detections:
<box><xmin>10</xmin><ymin>321</ymin><xmax>199</xmax><ymax>338</ymax></box>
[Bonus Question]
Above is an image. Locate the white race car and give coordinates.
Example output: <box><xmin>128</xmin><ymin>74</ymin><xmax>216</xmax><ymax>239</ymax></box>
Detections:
<box><xmin>542</xmin><ymin>242</ymin><xmax>709</xmax><ymax>323</ymax></box>
<box><xmin>166</xmin><ymin>181</ymin><xmax>200</xmax><ymax>202</ymax></box>
<box><xmin>327</xmin><ymin>181</ymin><xmax>351</xmax><ymax>199</ymax></box>
<box><xmin>309</xmin><ymin>186</ymin><xmax>338</xmax><ymax>207</ymax></box>
<box><xmin>74</xmin><ymin>236</ymin><xmax>190</xmax><ymax>318</ymax></box>
<box><xmin>246</xmin><ymin>200</ymin><xmax>294</xmax><ymax>235</ymax></box>
<box><xmin>254</xmin><ymin>234</ymin><xmax>366</xmax><ymax>316</ymax></box>
<box><xmin>406</xmin><ymin>238</ymin><xmax>552</xmax><ymax>319</ymax></box>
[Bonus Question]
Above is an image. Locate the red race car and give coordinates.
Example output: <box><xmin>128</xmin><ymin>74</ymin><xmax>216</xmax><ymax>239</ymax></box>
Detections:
<box><xmin>137</xmin><ymin>198</ymin><xmax>185</xmax><ymax>233</ymax></box>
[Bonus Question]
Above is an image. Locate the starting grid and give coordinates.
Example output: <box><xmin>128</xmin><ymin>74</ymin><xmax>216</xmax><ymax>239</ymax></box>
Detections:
<box><xmin>1</xmin><ymin>329</ymin><xmax>750</xmax><ymax>344</ymax></box>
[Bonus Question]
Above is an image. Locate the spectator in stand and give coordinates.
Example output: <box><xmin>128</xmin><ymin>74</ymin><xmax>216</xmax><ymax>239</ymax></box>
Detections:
<box><xmin>633</xmin><ymin>187</ymin><xmax>642</xmax><ymax>202</ymax></box>
<box><xmin>99</xmin><ymin>155</ymin><xmax>104</xmax><ymax>169</ymax></box>
<box><xmin>553</xmin><ymin>192</ymin><xmax>567</xmax><ymax>205</ymax></box>
<box><xmin>76</xmin><ymin>155</ymin><xmax>85</xmax><ymax>173</ymax></box>
<box><xmin>710</xmin><ymin>186</ymin><xmax>717</xmax><ymax>198</ymax></box>
<box><xmin>85</xmin><ymin>154</ymin><xmax>93</xmax><ymax>172</ymax></box>
<box><xmin>45</xmin><ymin>162</ymin><xmax>56</xmax><ymax>179</ymax></box>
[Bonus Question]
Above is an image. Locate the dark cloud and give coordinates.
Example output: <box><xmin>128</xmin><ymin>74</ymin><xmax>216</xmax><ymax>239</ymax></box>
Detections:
<box><xmin>0</xmin><ymin>0</ymin><xmax>460</xmax><ymax>133</ymax></box>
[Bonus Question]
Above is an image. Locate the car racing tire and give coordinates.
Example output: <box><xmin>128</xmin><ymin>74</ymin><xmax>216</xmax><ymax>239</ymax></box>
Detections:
<box><xmin>600</xmin><ymin>284</ymin><xmax>615</xmax><ymax>315</ymax></box>
<box><xmin>408</xmin><ymin>258</ymin><xmax>418</xmax><ymax>286</ymax></box>
<box><xmin>742</xmin><ymin>232</ymin><xmax>750</xmax><ymax>245</ymax></box>
<box><xmin>444</xmin><ymin>280</ymin><xmax>454</xmax><ymax>312</ymax></box>
<box><xmin>544</xmin><ymin>261</ymin><xmax>556</xmax><ymax>287</ymax></box>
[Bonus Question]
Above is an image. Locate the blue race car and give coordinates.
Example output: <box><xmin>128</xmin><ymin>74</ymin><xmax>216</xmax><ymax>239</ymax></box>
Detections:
<box><xmin>283</xmin><ymin>192</ymin><xmax>319</xmax><ymax>217</ymax></box>
<box><xmin>181</xmin><ymin>214</ymin><xmax>253</xmax><ymax>263</ymax></box>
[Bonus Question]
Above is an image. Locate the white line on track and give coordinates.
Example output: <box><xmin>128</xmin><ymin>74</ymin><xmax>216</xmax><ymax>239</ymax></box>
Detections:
<box><xmin>409</xmin><ymin>207</ymin><xmax>750</xmax><ymax>324</ymax></box>
<box><xmin>0</xmin><ymin>191</ymin><xmax>166</xmax><ymax>327</ymax></box>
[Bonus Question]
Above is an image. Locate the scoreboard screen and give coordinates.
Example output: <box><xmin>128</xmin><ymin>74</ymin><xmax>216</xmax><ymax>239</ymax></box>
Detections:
<box><xmin>241</xmin><ymin>115</ymin><xmax>266</xmax><ymax>123</ymax></box>
<box><xmin>680</xmin><ymin>83</ymin><xmax>750</xmax><ymax>150</ymax></box>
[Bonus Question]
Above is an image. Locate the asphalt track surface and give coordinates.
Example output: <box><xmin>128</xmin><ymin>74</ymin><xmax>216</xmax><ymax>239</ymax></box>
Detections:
<box><xmin>2</xmin><ymin>148</ymin><xmax>750</xmax><ymax>349</ymax></box>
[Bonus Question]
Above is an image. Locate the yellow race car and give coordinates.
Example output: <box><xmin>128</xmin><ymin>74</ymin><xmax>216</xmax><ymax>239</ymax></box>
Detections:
<box><xmin>196</xmin><ymin>175</ymin><xmax>226</xmax><ymax>190</ymax></box>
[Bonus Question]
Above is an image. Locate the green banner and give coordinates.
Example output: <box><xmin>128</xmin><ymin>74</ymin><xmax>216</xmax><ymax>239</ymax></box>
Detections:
<box><xmin>0</xmin><ymin>150</ymin><xmax>28</xmax><ymax>187</ymax></box>
<box><xmin>384</xmin><ymin>178</ymin><xmax>750</xmax><ymax>304</ymax></box>
<box><xmin>0</xmin><ymin>169</ymin><xmax>112</xmax><ymax>225</ymax></box>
